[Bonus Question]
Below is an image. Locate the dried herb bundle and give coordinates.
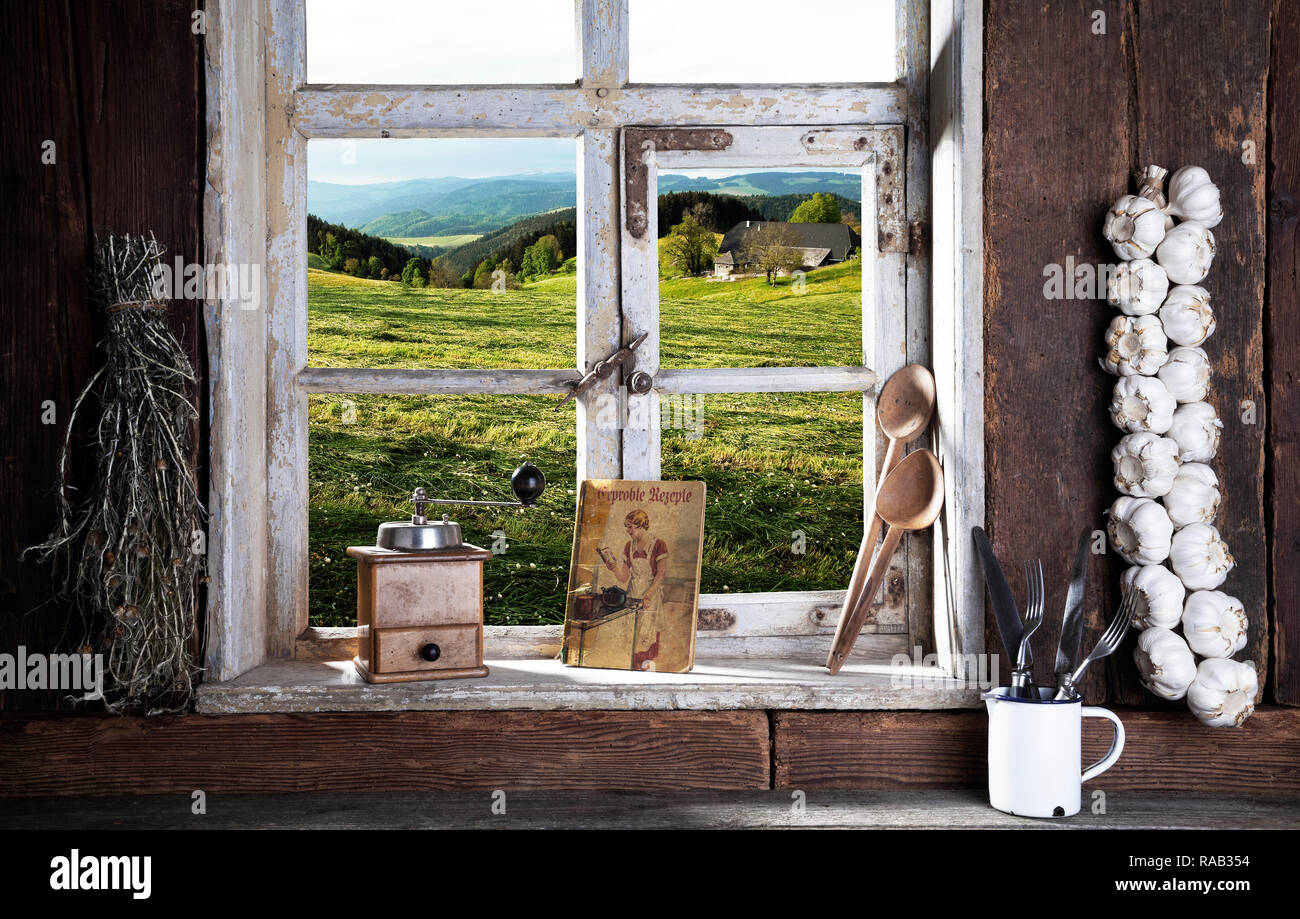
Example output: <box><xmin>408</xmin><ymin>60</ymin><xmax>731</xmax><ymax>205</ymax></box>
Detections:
<box><xmin>29</xmin><ymin>234</ymin><xmax>206</xmax><ymax>713</ymax></box>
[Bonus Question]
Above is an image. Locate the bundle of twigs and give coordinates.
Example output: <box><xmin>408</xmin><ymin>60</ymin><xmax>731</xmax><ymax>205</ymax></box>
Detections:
<box><xmin>29</xmin><ymin>234</ymin><xmax>206</xmax><ymax>713</ymax></box>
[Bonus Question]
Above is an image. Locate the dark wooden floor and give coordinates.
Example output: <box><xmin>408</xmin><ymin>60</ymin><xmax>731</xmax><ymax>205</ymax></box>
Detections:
<box><xmin>1</xmin><ymin>790</ymin><xmax>1295</xmax><ymax>830</ymax></box>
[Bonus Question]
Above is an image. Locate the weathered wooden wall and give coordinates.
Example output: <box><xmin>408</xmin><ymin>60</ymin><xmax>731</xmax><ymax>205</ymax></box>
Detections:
<box><xmin>0</xmin><ymin>0</ymin><xmax>204</xmax><ymax>710</ymax></box>
<box><xmin>984</xmin><ymin>0</ymin><xmax>1284</xmax><ymax>705</ymax></box>
<box><xmin>1269</xmin><ymin>0</ymin><xmax>1300</xmax><ymax>705</ymax></box>
<box><xmin>0</xmin><ymin>0</ymin><xmax>1296</xmax><ymax>798</ymax></box>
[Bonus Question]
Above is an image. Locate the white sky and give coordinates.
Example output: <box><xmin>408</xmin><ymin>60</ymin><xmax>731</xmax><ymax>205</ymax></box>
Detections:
<box><xmin>306</xmin><ymin>0</ymin><xmax>894</xmax><ymax>183</ymax></box>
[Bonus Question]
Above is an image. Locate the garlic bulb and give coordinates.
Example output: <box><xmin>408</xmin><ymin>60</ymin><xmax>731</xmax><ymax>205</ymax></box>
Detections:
<box><xmin>1158</xmin><ymin>285</ymin><xmax>1216</xmax><ymax>347</ymax></box>
<box><xmin>1187</xmin><ymin>658</ymin><xmax>1257</xmax><ymax>727</ymax></box>
<box><xmin>1123</xmin><ymin>563</ymin><xmax>1186</xmax><ymax>630</ymax></box>
<box><xmin>1162</xmin><ymin>462</ymin><xmax>1220</xmax><ymax>528</ymax></box>
<box><xmin>1157</xmin><ymin>346</ymin><xmax>1212</xmax><ymax>402</ymax></box>
<box><xmin>1103</xmin><ymin>195</ymin><xmax>1170</xmax><ymax>261</ymax></box>
<box><xmin>1110</xmin><ymin>375</ymin><xmax>1176</xmax><ymax>434</ymax></box>
<box><xmin>1112</xmin><ymin>432</ymin><xmax>1181</xmax><ymax>497</ymax></box>
<box><xmin>1108</xmin><ymin>496</ymin><xmax>1174</xmax><ymax>566</ymax></box>
<box><xmin>1169</xmin><ymin>522</ymin><xmax>1234</xmax><ymax>590</ymax></box>
<box><xmin>1156</xmin><ymin>221</ymin><xmax>1216</xmax><ymax>284</ymax></box>
<box><xmin>1167</xmin><ymin>401</ymin><xmax>1222</xmax><ymax>463</ymax></box>
<box><xmin>1100</xmin><ymin>314</ymin><xmax>1168</xmax><ymax>376</ymax></box>
<box><xmin>1107</xmin><ymin>258</ymin><xmax>1170</xmax><ymax>316</ymax></box>
<box><xmin>1164</xmin><ymin>166</ymin><xmax>1223</xmax><ymax>228</ymax></box>
<box><xmin>1134</xmin><ymin>627</ymin><xmax>1198</xmax><ymax>700</ymax></box>
<box><xmin>1181</xmin><ymin>590</ymin><xmax>1248</xmax><ymax>658</ymax></box>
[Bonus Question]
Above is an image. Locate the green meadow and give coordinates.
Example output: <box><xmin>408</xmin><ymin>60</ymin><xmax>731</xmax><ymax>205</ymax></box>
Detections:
<box><xmin>306</xmin><ymin>263</ymin><xmax>865</xmax><ymax>626</ymax></box>
<box><xmin>385</xmin><ymin>234</ymin><xmax>482</xmax><ymax>249</ymax></box>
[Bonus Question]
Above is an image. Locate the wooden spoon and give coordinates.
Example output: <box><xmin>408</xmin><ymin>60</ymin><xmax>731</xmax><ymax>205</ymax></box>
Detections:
<box><xmin>828</xmin><ymin>365</ymin><xmax>936</xmax><ymax>662</ymax></box>
<box><xmin>826</xmin><ymin>449</ymin><xmax>945</xmax><ymax>674</ymax></box>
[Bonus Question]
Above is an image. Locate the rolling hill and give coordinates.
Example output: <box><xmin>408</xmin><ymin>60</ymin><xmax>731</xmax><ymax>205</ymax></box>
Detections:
<box><xmin>309</xmin><ymin>171</ymin><xmax>862</xmax><ymax>245</ymax></box>
<box><xmin>307</xmin><ymin>172</ymin><xmax>575</xmax><ymax>231</ymax></box>
<box><xmin>657</xmin><ymin>170</ymin><xmax>861</xmax><ymax>198</ymax></box>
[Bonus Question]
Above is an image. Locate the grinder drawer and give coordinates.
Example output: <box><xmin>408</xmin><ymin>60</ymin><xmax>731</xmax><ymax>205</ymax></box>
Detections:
<box><xmin>373</xmin><ymin>624</ymin><xmax>481</xmax><ymax>673</ymax></box>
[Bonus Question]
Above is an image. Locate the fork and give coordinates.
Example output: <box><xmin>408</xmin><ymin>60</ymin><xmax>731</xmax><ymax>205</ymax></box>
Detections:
<box><xmin>1011</xmin><ymin>559</ymin><xmax>1044</xmax><ymax>695</ymax></box>
<box><xmin>1054</xmin><ymin>585</ymin><xmax>1138</xmax><ymax>700</ymax></box>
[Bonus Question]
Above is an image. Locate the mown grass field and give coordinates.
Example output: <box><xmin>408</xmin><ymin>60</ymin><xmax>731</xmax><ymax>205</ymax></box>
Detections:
<box><xmin>307</xmin><ymin>261</ymin><xmax>865</xmax><ymax>626</ymax></box>
<box><xmin>386</xmin><ymin>234</ymin><xmax>482</xmax><ymax>249</ymax></box>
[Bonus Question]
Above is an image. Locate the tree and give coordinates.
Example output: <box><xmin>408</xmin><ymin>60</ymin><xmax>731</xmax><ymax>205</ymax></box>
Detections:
<box><xmin>400</xmin><ymin>257</ymin><xmax>423</xmax><ymax>286</ymax></box>
<box><xmin>663</xmin><ymin>210</ymin><xmax>718</xmax><ymax>276</ymax></box>
<box><xmin>471</xmin><ymin>259</ymin><xmax>495</xmax><ymax>289</ymax></box>
<box><xmin>520</xmin><ymin>234</ymin><xmax>563</xmax><ymax>278</ymax></box>
<box><xmin>320</xmin><ymin>232</ymin><xmax>343</xmax><ymax>270</ymax></box>
<box><xmin>742</xmin><ymin>223</ymin><xmax>804</xmax><ymax>285</ymax></box>
<box><xmin>367</xmin><ymin>256</ymin><xmax>384</xmax><ymax>279</ymax></box>
<box><xmin>343</xmin><ymin>256</ymin><xmax>362</xmax><ymax>277</ymax></box>
<box><xmin>789</xmin><ymin>192</ymin><xmax>842</xmax><ymax>224</ymax></box>
<box><xmin>427</xmin><ymin>256</ymin><xmax>459</xmax><ymax>288</ymax></box>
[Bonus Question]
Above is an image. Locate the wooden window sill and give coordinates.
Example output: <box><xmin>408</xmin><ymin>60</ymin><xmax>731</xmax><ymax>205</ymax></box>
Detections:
<box><xmin>195</xmin><ymin>656</ymin><xmax>983</xmax><ymax>713</ymax></box>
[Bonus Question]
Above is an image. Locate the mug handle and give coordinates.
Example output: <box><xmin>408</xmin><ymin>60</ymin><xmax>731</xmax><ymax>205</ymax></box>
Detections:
<box><xmin>1081</xmin><ymin>706</ymin><xmax>1125</xmax><ymax>782</ymax></box>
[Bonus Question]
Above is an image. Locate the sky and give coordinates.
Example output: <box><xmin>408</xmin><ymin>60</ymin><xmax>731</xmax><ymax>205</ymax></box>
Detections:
<box><xmin>305</xmin><ymin>0</ymin><xmax>894</xmax><ymax>185</ymax></box>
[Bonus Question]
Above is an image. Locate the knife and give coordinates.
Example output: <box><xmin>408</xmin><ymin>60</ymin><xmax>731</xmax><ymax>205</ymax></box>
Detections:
<box><xmin>972</xmin><ymin>527</ymin><xmax>1022</xmax><ymax>665</ymax></box>
<box><xmin>1054</xmin><ymin>527</ymin><xmax>1093</xmax><ymax>693</ymax></box>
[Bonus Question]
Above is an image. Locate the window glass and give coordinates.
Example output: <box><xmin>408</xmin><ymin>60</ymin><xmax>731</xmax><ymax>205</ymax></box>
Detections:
<box><xmin>306</xmin><ymin>0</ymin><xmax>578</xmax><ymax>84</ymax></box>
<box><xmin>656</xmin><ymin>167</ymin><xmax>863</xmax><ymax>369</ymax></box>
<box><xmin>660</xmin><ymin>391</ymin><xmax>863</xmax><ymax>595</ymax></box>
<box><xmin>630</xmin><ymin>0</ymin><xmax>896</xmax><ymax>83</ymax></box>
<box><xmin>308</xmin><ymin>394</ymin><xmax>577</xmax><ymax>627</ymax></box>
<box><xmin>306</xmin><ymin>138</ymin><xmax>578</xmax><ymax>369</ymax></box>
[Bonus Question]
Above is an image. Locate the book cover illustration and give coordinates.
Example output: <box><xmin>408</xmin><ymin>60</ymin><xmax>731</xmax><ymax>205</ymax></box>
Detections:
<box><xmin>561</xmin><ymin>480</ymin><xmax>706</xmax><ymax>672</ymax></box>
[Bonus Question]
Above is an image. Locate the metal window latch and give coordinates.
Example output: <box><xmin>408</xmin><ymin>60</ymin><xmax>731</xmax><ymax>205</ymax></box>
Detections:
<box><xmin>554</xmin><ymin>332</ymin><xmax>648</xmax><ymax>411</ymax></box>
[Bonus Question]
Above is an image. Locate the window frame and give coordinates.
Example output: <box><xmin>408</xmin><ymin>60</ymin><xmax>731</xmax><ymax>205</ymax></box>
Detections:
<box><xmin>200</xmin><ymin>0</ymin><xmax>984</xmax><ymax>697</ymax></box>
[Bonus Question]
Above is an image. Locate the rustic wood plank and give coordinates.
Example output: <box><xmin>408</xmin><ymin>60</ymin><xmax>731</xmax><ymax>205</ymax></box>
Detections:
<box><xmin>655</xmin><ymin>367</ymin><xmax>877</xmax><ymax>394</ymax></box>
<box><xmin>576</xmin><ymin>127</ymin><xmax>623</xmax><ymax>481</ymax></box>
<box><xmin>298</xmin><ymin>367</ymin><xmax>581</xmax><ymax>394</ymax></box>
<box><xmin>0</xmin><ymin>711</ymin><xmax>770</xmax><ymax>796</ymax></box>
<box><xmin>579</xmin><ymin>0</ymin><xmax>628</xmax><ymax>88</ymax></box>
<box><xmin>983</xmin><ymin>0</ymin><xmax>1134</xmax><ymax>702</ymax></box>
<box><xmin>0</xmin><ymin>1</ymin><xmax>94</xmax><ymax>711</ymax></box>
<box><xmin>773</xmin><ymin>707</ymin><xmax>1300</xmax><ymax>793</ymax></box>
<box><xmin>0</xmin><ymin>1</ymin><xmax>205</xmax><ymax>709</ymax></box>
<box><xmin>296</xmin><ymin>589</ymin><xmax>899</xmax><ymax>661</ymax></box>
<box><xmin>73</xmin><ymin>0</ymin><xmax>206</xmax><ymax>667</ymax></box>
<box><xmin>2</xmin><ymin>789</ymin><xmax>1296</xmax><ymax>830</ymax></box>
<box><xmin>899</xmin><ymin>0</ymin><xmax>934</xmax><ymax>670</ymax></box>
<box><xmin>1129</xmin><ymin>0</ymin><xmax>1271</xmax><ymax>703</ymax></box>
<box><xmin>929</xmin><ymin>0</ymin><xmax>985</xmax><ymax>678</ymax></box>
<box><xmin>291</xmin><ymin>85</ymin><xmax>907</xmax><ymax>138</ymax></box>
<box><xmin>265</xmin><ymin>0</ymin><xmax>310</xmax><ymax>657</ymax></box>
<box><xmin>196</xmin><ymin>655</ymin><xmax>968</xmax><ymax>713</ymax></box>
<box><xmin>1269</xmin><ymin>0</ymin><xmax>1300</xmax><ymax>705</ymax></box>
<box><xmin>203</xmin><ymin>0</ymin><xmax>270</xmax><ymax>681</ymax></box>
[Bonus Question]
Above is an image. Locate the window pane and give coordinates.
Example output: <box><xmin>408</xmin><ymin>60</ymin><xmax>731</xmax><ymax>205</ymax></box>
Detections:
<box><xmin>309</xmin><ymin>394</ymin><xmax>577</xmax><ymax>627</ymax></box>
<box><xmin>306</xmin><ymin>0</ymin><xmax>577</xmax><ymax>84</ymax></box>
<box><xmin>657</xmin><ymin>169</ymin><xmax>863</xmax><ymax>368</ymax></box>
<box><xmin>660</xmin><ymin>392</ymin><xmax>863</xmax><ymax>594</ymax></box>
<box><xmin>306</xmin><ymin>138</ymin><xmax>578</xmax><ymax>369</ymax></box>
<box><xmin>630</xmin><ymin>0</ymin><xmax>896</xmax><ymax>83</ymax></box>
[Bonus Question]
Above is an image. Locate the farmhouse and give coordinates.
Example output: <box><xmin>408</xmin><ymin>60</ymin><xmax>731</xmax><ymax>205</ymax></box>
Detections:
<box><xmin>714</xmin><ymin>220</ymin><xmax>860</xmax><ymax>277</ymax></box>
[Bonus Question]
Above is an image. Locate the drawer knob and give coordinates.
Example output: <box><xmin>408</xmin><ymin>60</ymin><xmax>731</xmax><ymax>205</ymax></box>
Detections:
<box><xmin>419</xmin><ymin>642</ymin><xmax>441</xmax><ymax>662</ymax></box>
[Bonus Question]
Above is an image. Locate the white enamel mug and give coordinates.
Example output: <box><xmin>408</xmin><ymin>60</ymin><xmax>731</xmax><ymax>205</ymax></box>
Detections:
<box><xmin>983</xmin><ymin>686</ymin><xmax>1125</xmax><ymax>818</ymax></box>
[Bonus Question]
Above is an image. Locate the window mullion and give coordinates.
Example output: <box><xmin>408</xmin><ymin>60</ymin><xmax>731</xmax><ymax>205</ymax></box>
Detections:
<box><xmin>577</xmin><ymin>131</ymin><xmax>624</xmax><ymax>479</ymax></box>
<box><xmin>578</xmin><ymin>0</ymin><xmax>629</xmax><ymax>88</ymax></box>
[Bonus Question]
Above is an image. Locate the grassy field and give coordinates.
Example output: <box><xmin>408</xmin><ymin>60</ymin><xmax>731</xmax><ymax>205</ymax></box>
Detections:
<box><xmin>385</xmin><ymin>234</ymin><xmax>482</xmax><ymax>248</ymax></box>
<box><xmin>307</xmin><ymin>262</ymin><xmax>864</xmax><ymax>627</ymax></box>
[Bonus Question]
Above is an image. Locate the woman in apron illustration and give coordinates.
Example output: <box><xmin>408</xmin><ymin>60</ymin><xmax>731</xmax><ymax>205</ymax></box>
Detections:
<box><xmin>600</xmin><ymin>508</ymin><xmax>668</xmax><ymax>669</ymax></box>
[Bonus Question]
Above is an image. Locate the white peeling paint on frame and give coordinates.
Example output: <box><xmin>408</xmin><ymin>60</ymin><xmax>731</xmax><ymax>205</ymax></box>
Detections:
<box><xmin>201</xmin><ymin>0</ymin><xmax>986</xmax><ymax>695</ymax></box>
<box><xmin>203</xmin><ymin>0</ymin><xmax>270</xmax><ymax>681</ymax></box>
